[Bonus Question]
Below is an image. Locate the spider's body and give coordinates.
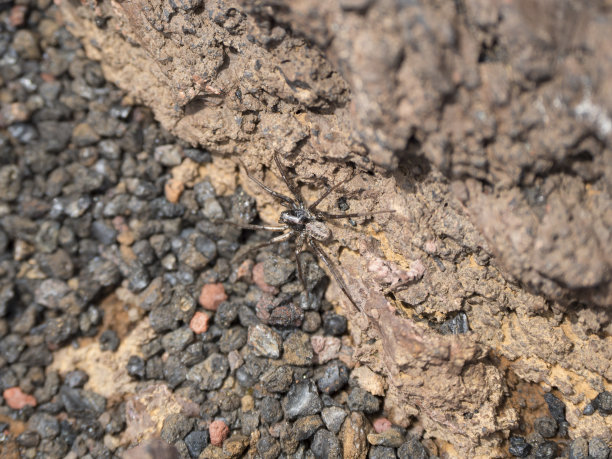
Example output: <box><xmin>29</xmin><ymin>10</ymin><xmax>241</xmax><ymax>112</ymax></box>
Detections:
<box><xmin>229</xmin><ymin>154</ymin><xmax>393</xmax><ymax>308</ymax></box>
<box><xmin>280</xmin><ymin>208</ymin><xmax>332</xmax><ymax>242</ymax></box>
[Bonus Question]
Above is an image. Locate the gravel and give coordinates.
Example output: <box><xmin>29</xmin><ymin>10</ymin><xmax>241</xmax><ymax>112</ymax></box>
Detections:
<box><xmin>0</xmin><ymin>3</ymin><xmax>603</xmax><ymax>457</ymax></box>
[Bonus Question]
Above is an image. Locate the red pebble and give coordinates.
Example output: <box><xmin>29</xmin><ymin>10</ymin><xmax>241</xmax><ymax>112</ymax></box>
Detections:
<box><xmin>209</xmin><ymin>420</ymin><xmax>230</xmax><ymax>446</ymax></box>
<box><xmin>189</xmin><ymin>311</ymin><xmax>210</xmax><ymax>334</ymax></box>
<box><xmin>198</xmin><ymin>283</ymin><xmax>227</xmax><ymax>311</ymax></box>
<box><xmin>252</xmin><ymin>263</ymin><xmax>279</xmax><ymax>294</ymax></box>
<box><xmin>3</xmin><ymin>387</ymin><xmax>37</xmax><ymax>410</ymax></box>
<box><xmin>9</xmin><ymin>5</ymin><xmax>27</xmax><ymax>27</ymax></box>
<box><xmin>373</xmin><ymin>417</ymin><xmax>392</xmax><ymax>433</ymax></box>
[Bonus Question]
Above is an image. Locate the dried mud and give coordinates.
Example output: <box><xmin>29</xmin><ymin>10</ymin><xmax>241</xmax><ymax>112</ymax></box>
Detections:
<box><xmin>57</xmin><ymin>0</ymin><xmax>611</xmax><ymax>455</ymax></box>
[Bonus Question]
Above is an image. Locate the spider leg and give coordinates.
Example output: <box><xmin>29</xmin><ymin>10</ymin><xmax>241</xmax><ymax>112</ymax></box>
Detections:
<box><xmin>273</xmin><ymin>153</ymin><xmax>304</xmax><ymax>205</ymax></box>
<box><xmin>231</xmin><ymin>231</ymin><xmax>293</xmax><ymax>263</ymax></box>
<box><xmin>294</xmin><ymin>233</ymin><xmax>307</xmax><ymax>292</ymax></box>
<box><xmin>239</xmin><ymin>159</ymin><xmax>295</xmax><ymax>208</ymax></box>
<box><xmin>215</xmin><ymin>220</ymin><xmax>288</xmax><ymax>232</ymax></box>
<box><xmin>314</xmin><ymin>210</ymin><xmax>396</xmax><ymax>220</ymax></box>
<box><xmin>308</xmin><ymin>169</ymin><xmax>356</xmax><ymax>211</ymax></box>
<box><xmin>307</xmin><ymin>238</ymin><xmax>359</xmax><ymax>308</ymax></box>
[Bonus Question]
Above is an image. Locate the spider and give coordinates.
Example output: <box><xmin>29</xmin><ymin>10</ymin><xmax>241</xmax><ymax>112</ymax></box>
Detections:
<box><xmin>227</xmin><ymin>154</ymin><xmax>394</xmax><ymax>308</ymax></box>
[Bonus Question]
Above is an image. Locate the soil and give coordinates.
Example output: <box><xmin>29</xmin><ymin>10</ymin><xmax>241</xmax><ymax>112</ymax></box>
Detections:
<box><xmin>11</xmin><ymin>0</ymin><xmax>612</xmax><ymax>456</ymax></box>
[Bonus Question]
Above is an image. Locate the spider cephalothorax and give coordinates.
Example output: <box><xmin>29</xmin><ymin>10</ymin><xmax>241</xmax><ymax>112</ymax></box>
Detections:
<box><xmin>227</xmin><ymin>154</ymin><xmax>393</xmax><ymax>307</ymax></box>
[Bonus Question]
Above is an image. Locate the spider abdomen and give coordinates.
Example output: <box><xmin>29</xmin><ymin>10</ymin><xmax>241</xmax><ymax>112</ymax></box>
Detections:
<box><xmin>306</xmin><ymin>220</ymin><xmax>331</xmax><ymax>241</ymax></box>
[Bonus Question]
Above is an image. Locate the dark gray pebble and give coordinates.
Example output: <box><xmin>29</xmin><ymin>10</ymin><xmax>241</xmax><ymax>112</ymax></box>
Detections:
<box><xmin>260</xmin><ymin>396</ymin><xmax>283</xmax><ymax>424</ymax></box>
<box><xmin>283</xmin><ymin>380</ymin><xmax>323</xmax><ymax>421</ymax></box>
<box><xmin>369</xmin><ymin>446</ymin><xmax>397</xmax><ymax>459</ymax></box>
<box><xmin>582</xmin><ymin>402</ymin><xmax>595</xmax><ymax>416</ymax></box>
<box><xmin>215</xmin><ymin>301</ymin><xmax>239</xmax><ymax>328</ymax></box>
<box><xmin>398</xmin><ymin>435</ymin><xmax>429</xmax><ymax>459</ymax></box>
<box><xmin>64</xmin><ymin>369</ymin><xmax>89</xmax><ymax>388</ymax></box>
<box><xmin>161</xmin><ymin>326</ymin><xmax>194</xmax><ymax>354</ymax></box>
<box><xmin>28</xmin><ymin>412</ymin><xmax>60</xmax><ymax>439</ymax></box>
<box><xmin>348</xmin><ymin>387</ymin><xmax>381</xmax><ymax>414</ymax></box>
<box><xmin>594</xmin><ymin>391</ymin><xmax>612</xmax><ymax>415</ymax></box>
<box><xmin>127</xmin><ymin>355</ymin><xmax>146</xmax><ymax>379</ymax></box>
<box><xmin>509</xmin><ymin>436</ymin><xmax>531</xmax><ymax>457</ymax></box>
<box><xmin>534</xmin><ymin>441</ymin><xmax>557</xmax><ymax>459</ymax></box>
<box><xmin>257</xmin><ymin>434</ymin><xmax>281</xmax><ymax>459</ymax></box>
<box><xmin>16</xmin><ymin>430</ymin><xmax>41</xmax><ymax>447</ymax></box>
<box><xmin>323</xmin><ymin>313</ymin><xmax>347</xmax><ymax>336</ymax></box>
<box><xmin>99</xmin><ymin>329</ymin><xmax>120</xmax><ymax>352</ymax></box>
<box><xmin>186</xmin><ymin>353</ymin><xmax>229</xmax><ymax>390</ymax></box>
<box><xmin>180</xmin><ymin>342</ymin><xmax>205</xmax><ymax>367</ymax></box>
<box><xmin>543</xmin><ymin>392</ymin><xmax>566</xmax><ymax>423</ymax></box>
<box><xmin>568</xmin><ymin>437</ymin><xmax>588</xmax><ymax>459</ymax></box>
<box><xmin>589</xmin><ymin>437</ymin><xmax>610</xmax><ymax>459</ymax></box>
<box><xmin>534</xmin><ymin>416</ymin><xmax>557</xmax><ymax>438</ymax></box>
<box><xmin>160</xmin><ymin>413</ymin><xmax>194</xmax><ymax>444</ymax></box>
<box><xmin>293</xmin><ymin>414</ymin><xmax>323</xmax><ymax>441</ymax></box>
<box><xmin>263</xmin><ymin>255</ymin><xmax>295</xmax><ymax>287</ymax></box>
<box><xmin>59</xmin><ymin>386</ymin><xmax>106</xmax><ymax>418</ymax></box>
<box><xmin>311</xmin><ymin>428</ymin><xmax>342</xmax><ymax>459</ymax></box>
<box><xmin>163</xmin><ymin>355</ymin><xmax>187</xmax><ymax>389</ymax></box>
<box><xmin>184</xmin><ymin>430</ymin><xmax>209</xmax><ymax>458</ymax></box>
<box><xmin>218</xmin><ymin>326</ymin><xmax>248</xmax><ymax>354</ymax></box>
<box><xmin>261</xmin><ymin>365</ymin><xmax>293</xmax><ymax>393</ymax></box>
<box><xmin>317</xmin><ymin>361</ymin><xmax>349</xmax><ymax>395</ymax></box>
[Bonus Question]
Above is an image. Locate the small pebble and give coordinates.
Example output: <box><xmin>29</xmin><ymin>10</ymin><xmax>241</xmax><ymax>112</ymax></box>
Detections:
<box><xmin>534</xmin><ymin>416</ymin><xmax>557</xmax><ymax>438</ymax></box>
<box><xmin>3</xmin><ymin>386</ymin><xmax>37</xmax><ymax>409</ymax></box>
<box><xmin>589</xmin><ymin>437</ymin><xmax>610</xmax><ymax>459</ymax></box>
<box><xmin>594</xmin><ymin>391</ymin><xmax>612</xmax><ymax>415</ymax></box>
<box><xmin>199</xmin><ymin>283</ymin><xmax>228</xmax><ymax>311</ymax></box>
<box><xmin>248</xmin><ymin>324</ymin><xmax>282</xmax><ymax>359</ymax></box>
<box><xmin>209</xmin><ymin>420</ymin><xmax>230</xmax><ymax>446</ymax></box>
<box><xmin>189</xmin><ymin>311</ymin><xmax>211</xmax><ymax>334</ymax></box>
<box><xmin>533</xmin><ymin>441</ymin><xmax>557</xmax><ymax>459</ymax></box>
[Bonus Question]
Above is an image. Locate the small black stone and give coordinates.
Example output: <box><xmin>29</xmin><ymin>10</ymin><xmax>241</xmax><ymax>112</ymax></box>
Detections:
<box><xmin>534</xmin><ymin>441</ymin><xmax>557</xmax><ymax>459</ymax></box>
<box><xmin>283</xmin><ymin>380</ymin><xmax>323</xmax><ymax>421</ymax></box>
<box><xmin>160</xmin><ymin>413</ymin><xmax>194</xmax><ymax>444</ymax></box>
<box><xmin>215</xmin><ymin>301</ymin><xmax>239</xmax><ymax>328</ymax></box>
<box><xmin>347</xmin><ymin>387</ymin><xmax>381</xmax><ymax>414</ymax></box>
<box><xmin>589</xmin><ymin>437</ymin><xmax>611</xmax><ymax>459</ymax></box>
<box><xmin>369</xmin><ymin>446</ymin><xmax>397</xmax><ymax>459</ymax></box>
<box><xmin>311</xmin><ymin>428</ymin><xmax>342</xmax><ymax>459</ymax></box>
<box><xmin>127</xmin><ymin>355</ymin><xmax>146</xmax><ymax>379</ymax></box>
<box><xmin>260</xmin><ymin>396</ymin><xmax>283</xmax><ymax>424</ymax></box>
<box><xmin>16</xmin><ymin>430</ymin><xmax>41</xmax><ymax>447</ymax></box>
<box><xmin>322</xmin><ymin>313</ymin><xmax>347</xmax><ymax>336</ymax></box>
<box><xmin>59</xmin><ymin>386</ymin><xmax>106</xmax><ymax>418</ymax></box>
<box><xmin>509</xmin><ymin>436</ymin><xmax>532</xmax><ymax>457</ymax></box>
<box><xmin>533</xmin><ymin>416</ymin><xmax>557</xmax><ymax>438</ymax></box>
<box><xmin>593</xmin><ymin>391</ymin><xmax>612</xmax><ymax>415</ymax></box>
<box><xmin>161</xmin><ymin>326</ymin><xmax>194</xmax><ymax>354</ymax></box>
<box><xmin>184</xmin><ymin>430</ymin><xmax>209</xmax><ymax>458</ymax></box>
<box><xmin>543</xmin><ymin>393</ymin><xmax>566</xmax><ymax>423</ymax></box>
<box><xmin>583</xmin><ymin>402</ymin><xmax>595</xmax><ymax>415</ymax></box>
<box><xmin>99</xmin><ymin>329</ymin><xmax>120</xmax><ymax>352</ymax></box>
<box><xmin>316</xmin><ymin>361</ymin><xmax>349</xmax><ymax>395</ymax></box>
<box><xmin>568</xmin><ymin>437</ymin><xmax>589</xmax><ymax>459</ymax></box>
<box><xmin>398</xmin><ymin>435</ymin><xmax>429</xmax><ymax>459</ymax></box>
<box><xmin>64</xmin><ymin>369</ymin><xmax>89</xmax><ymax>388</ymax></box>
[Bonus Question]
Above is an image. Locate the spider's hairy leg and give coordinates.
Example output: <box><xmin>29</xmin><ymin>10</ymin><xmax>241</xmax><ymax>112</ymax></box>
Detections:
<box><xmin>214</xmin><ymin>219</ymin><xmax>287</xmax><ymax>232</ymax></box>
<box><xmin>231</xmin><ymin>231</ymin><xmax>293</xmax><ymax>264</ymax></box>
<box><xmin>308</xmin><ymin>238</ymin><xmax>359</xmax><ymax>308</ymax></box>
<box><xmin>315</xmin><ymin>209</ymin><xmax>396</xmax><ymax>220</ymax></box>
<box><xmin>238</xmin><ymin>159</ymin><xmax>295</xmax><ymax>208</ymax></box>
<box><xmin>308</xmin><ymin>169</ymin><xmax>356</xmax><ymax>211</ymax></box>
<box><xmin>294</xmin><ymin>233</ymin><xmax>307</xmax><ymax>292</ymax></box>
<box><xmin>273</xmin><ymin>153</ymin><xmax>304</xmax><ymax>205</ymax></box>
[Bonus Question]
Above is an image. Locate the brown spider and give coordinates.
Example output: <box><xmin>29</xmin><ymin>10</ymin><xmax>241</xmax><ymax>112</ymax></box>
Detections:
<box><xmin>228</xmin><ymin>154</ymin><xmax>394</xmax><ymax>308</ymax></box>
